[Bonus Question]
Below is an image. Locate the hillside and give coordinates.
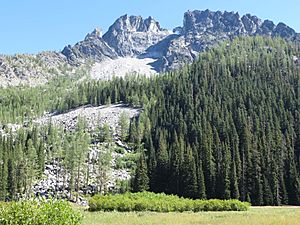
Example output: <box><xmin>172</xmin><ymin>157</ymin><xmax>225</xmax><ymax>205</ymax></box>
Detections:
<box><xmin>0</xmin><ymin>36</ymin><xmax>300</xmax><ymax>206</ymax></box>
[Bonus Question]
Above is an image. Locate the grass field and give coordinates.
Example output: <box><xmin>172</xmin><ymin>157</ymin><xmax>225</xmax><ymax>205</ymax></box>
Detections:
<box><xmin>80</xmin><ymin>207</ymin><xmax>300</xmax><ymax>225</ymax></box>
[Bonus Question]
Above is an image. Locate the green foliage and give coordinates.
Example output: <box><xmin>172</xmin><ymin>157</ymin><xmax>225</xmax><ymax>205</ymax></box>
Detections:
<box><xmin>132</xmin><ymin>152</ymin><xmax>149</xmax><ymax>192</ymax></box>
<box><xmin>0</xmin><ymin>119</ymin><xmax>92</xmax><ymax>201</ymax></box>
<box><xmin>0</xmin><ymin>76</ymin><xmax>77</xmax><ymax>124</ymax></box>
<box><xmin>0</xmin><ymin>199</ymin><xmax>82</xmax><ymax>225</ymax></box>
<box><xmin>1</xmin><ymin>36</ymin><xmax>300</xmax><ymax>206</ymax></box>
<box><xmin>88</xmin><ymin>192</ymin><xmax>250</xmax><ymax>212</ymax></box>
<box><xmin>98</xmin><ymin>124</ymin><xmax>113</xmax><ymax>143</ymax></box>
<box><xmin>115</xmin><ymin>153</ymin><xmax>139</xmax><ymax>171</ymax></box>
<box><xmin>115</xmin><ymin>179</ymin><xmax>131</xmax><ymax>194</ymax></box>
<box><xmin>97</xmin><ymin>147</ymin><xmax>113</xmax><ymax>194</ymax></box>
<box><xmin>114</xmin><ymin>147</ymin><xmax>125</xmax><ymax>154</ymax></box>
<box><xmin>118</xmin><ymin>112</ymin><xmax>130</xmax><ymax>141</ymax></box>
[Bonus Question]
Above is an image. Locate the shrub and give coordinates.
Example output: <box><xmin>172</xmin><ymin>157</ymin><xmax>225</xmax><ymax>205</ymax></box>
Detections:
<box><xmin>114</xmin><ymin>147</ymin><xmax>125</xmax><ymax>154</ymax></box>
<box><xmin>88</xmin><ymin>192</ymin><xmax>250</xmax><ymax>212</ymax></box>
<box><xmin>0</xmin><ymin>199</ymin><xmax>82</xmax><ymax>225</ymax></box>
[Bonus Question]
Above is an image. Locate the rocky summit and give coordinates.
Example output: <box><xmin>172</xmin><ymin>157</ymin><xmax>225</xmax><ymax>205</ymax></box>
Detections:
<box><xmin>60</xmin><ymin>9</ymin><xmax>300</xmax><ymax>72</ymax></box>
<box><xmin>62</xmin><ymin>28</ymin><xmax>118</xmax><ymax>66</ymax></box>
<box><xmin>1</xmin><ymin>9</ymin><xmax>300</xmax><ymax>86</ymax></box>
<box><xmin>143</xmin><ymin>10</ymin><xmax>300</xmax><ymax>71</ymax></box>
<box><xmin>103</xmin><ymin>15</ymin><xmax>171</xmax><ymax>57</ymax></box>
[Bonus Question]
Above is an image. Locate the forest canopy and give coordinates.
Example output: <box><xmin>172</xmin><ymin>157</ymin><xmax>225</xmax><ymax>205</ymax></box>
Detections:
<box><xmin>1</xmin><ymin>36</ymin><xmax>300</xmax><ymax>206</ymax></box>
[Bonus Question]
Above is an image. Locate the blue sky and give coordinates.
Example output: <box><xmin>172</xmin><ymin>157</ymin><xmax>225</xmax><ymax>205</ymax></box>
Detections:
<box><xmin>0</xmin><ymin>0</ymin><xmax>299</xmax><ymax>54</ymax></box>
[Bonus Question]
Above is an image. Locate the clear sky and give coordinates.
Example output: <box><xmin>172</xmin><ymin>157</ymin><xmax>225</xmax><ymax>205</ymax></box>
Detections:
<box><xmin>0</xmin><ymin>0</ymin><xmax>299</xmax><ymax>54</ymax></box>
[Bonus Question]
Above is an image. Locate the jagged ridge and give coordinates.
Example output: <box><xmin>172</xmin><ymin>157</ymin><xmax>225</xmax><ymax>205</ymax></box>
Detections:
<box><xmin>62</xmin><ymin>9</ymin><xmax>300</xmax><ymax>72</ymax></box>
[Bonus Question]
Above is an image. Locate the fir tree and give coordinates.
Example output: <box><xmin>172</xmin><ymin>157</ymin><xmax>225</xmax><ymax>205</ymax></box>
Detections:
<box><xmin>133</xmin><ymin>152</ymin><xmax>149</xmax><ymax>192</ymax></box>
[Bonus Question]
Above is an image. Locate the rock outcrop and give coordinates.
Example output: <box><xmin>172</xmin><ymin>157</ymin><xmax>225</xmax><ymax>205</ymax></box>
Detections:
<box><xmin>0</xmin><ymin>52</ymin><xmax>69</xmax><ymax>87</ymax></box>
<box><xmin>63</xmin><ymin>10</ymin><xmax>299</xmax><ymax>73</ymax></box>
<box><xmin>102</xmin><ymin>15</ymin><xmax>171</xmax><ymax>57</ymax></box>
<box><xmin>62</xmin><ymin>28</ymin><xmax>118</xmax><ymax>65</ymax></box>
<box><xmin>143</xmin><ymin>9</ymin><xmax>299</xmax><ymax>71</ymax></box>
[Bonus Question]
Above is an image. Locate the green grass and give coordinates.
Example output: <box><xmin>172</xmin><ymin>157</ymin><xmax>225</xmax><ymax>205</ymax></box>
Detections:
<box><xmin>80</xmin><ymin>207</ymin><xmax>300</xmax><ymax>225</ymax></box>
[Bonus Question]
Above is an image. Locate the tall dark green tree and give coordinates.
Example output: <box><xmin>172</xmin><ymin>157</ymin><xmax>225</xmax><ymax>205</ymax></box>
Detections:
<box><xmin>133</xmin><ymin>152</ymin><xmax>149</xmax><ymax>192</ymax></box>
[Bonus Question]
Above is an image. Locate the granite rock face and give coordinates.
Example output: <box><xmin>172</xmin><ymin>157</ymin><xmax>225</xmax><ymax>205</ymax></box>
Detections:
<box><xmin>51</xmin><ymin>10</ymin><xmax>300</xmax><ymax>72</ymax></box>
<box><xmin>62</xmin><ymin>15</ymin><xmax>171</xmax><ymax>65</ymax></box>
<box><xmin>62</xmin><ymin>28</ymin><xmax>118</xmax><ymax>65</ymax></box>
<box><xmin>102</xmin><ymin>15</ymin><xmax>171</xmax><ymax>57</ymax></box>
<box><xmin>143</xmin><ymin>9</ymin><xmax>299</xmax><ymax>71</ymax></box>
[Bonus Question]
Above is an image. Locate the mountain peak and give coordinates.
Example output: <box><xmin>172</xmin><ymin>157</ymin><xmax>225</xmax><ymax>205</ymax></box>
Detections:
<box><xmin>181</xmin><ymin>9</ymin><xmax>297</xmax><ymax>38</ymax></box>
<box><xmin>60</xmin><ymin>9</ymin><xmax>299</xmax><ymax>71</ymax></box>
<box><xmin>85</xmin><ymin>27</ymin><xmax>102</xmax><ymax>40</ymax></box>
<box><xmin>183</xmin><ymin>10</ymin><xmax>244</xmax><ymax>34</ymax></box>
<box><xmin>109</xmin><ymin>14</ymin><xmax>163</xmax><ymax>33</ymax></box>
<box><xmin>102</xmin><ymin>14</ymin><xmax>170</xmax><ymax>57</ymax></box>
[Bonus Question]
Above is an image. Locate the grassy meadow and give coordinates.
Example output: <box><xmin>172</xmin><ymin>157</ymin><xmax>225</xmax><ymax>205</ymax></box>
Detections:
<box><xmin>80</xmin><ymin>207</ymin><xmax>300</xmax><ymax>225</ymax></box>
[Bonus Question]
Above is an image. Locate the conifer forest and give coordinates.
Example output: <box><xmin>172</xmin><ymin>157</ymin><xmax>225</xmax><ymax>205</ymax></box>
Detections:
<box><xmin>1</xmin><ymin>36</ymin><xmax>300</xmax><ymax>206</ymax></box>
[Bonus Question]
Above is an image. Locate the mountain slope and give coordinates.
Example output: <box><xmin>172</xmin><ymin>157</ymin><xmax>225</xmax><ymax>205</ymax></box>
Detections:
<box><xmin>1</xmin><ymin>36</ymin><xmax>300</xmax><ymax>205</ymax></box>
<box><xmin>0</xmin><ymin>52</ymin><xmax>70</xmax><ymax>87</ymax></box>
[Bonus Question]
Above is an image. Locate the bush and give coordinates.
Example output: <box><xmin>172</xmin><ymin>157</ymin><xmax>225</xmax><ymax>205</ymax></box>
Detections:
<box><xmin>115</xmin><ymin>153</ymin><xmax>139</xmax><ymax>170</ymax></box>
<box><xmin>114</xmin><ymin>147</ymin><xmax>125</xmax><ymax>154</ymax></box>
<box><xmin>0</xmin><ymin>199</ymin><xmax>82</xmax><ymax>225</ymax></box>
<box><xmin>88</xmin><ymin>192</ymin><xmax>250</xmax><ymax>212</ymax></box>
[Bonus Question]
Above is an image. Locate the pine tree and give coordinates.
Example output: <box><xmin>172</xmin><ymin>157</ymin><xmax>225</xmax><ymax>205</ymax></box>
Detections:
<box><xmin>230</xmin><ymin>160</ymin><xmax>240</xmax><ymax>200</ymax></box>
<box><xmin>25</xmin><ymin>139</ymin><xmax>38</xmax><ymax>198</ymax></box>
<box><xmin>285</xmin><ymin>129</ymin><xmax>300</xmax><ymax>205</ymax></box>
<box><xmin>181</xmin><ymin>146</ymin><xmax>198</xmax><ymax>199</ymax></box>
<box><xmin>74</xmin><ymin>118</ymin><xmax>90</xmax><ymax>202</ymax></box>
<box><xmin>37</xmin><ymin>139</ymin><xmax>45</xmax><ymax>178</ymax></box>
<box><xmin>118</xmin><ymin>112</ymin><xmax>129</xmax><ymax>141</ymax></box>
<box><xmin>222</xmin><ymin>143</ymin><xmax>231</xmax><ymax>199</ymax></box>
<box><xmin>0</xmin><ymin>138</ymin><xmax>8</xmax><ymax>200</ymax></box>
<box><xmin>168</xmin><ymin>131</ymin><xmax>181</xmax><ymax>195</ymax></box>
<box><xmin>133</xmin><ymin>152</ymin><xmax>149</xmax><ymax>192</ymax></box>
<box><xmin>201</xmin><ymin>122</ymin><xmax>215</xmax><ymax>198</ymax></box>
<box><xmin>156</xmin><ymin>130</ymin><xmax>169</xmax><ymax>192</ymax></box>
<box><xmin>197</xmin><ymin>159</ymin><xmax>206</xmax><ymax>199</ymax></box>
<box><xmin>100</xmin><ymin>123</ymin><xmax>112</xmax><ymax>143</ymax></box>
<box><xmin>147</xmin><ymin>137</ymin><xmax>157</xmax><ymax>192</ymax></box>
<box><xmin>97</xmin><ymin>146</ymin><xmax>112</xmax><ymax>194</ymax></box>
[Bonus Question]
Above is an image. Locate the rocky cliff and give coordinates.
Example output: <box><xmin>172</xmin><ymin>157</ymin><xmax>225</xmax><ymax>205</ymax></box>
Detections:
<box><xmin>103</xmin><ymin>15</ymin><xmax>171</xmax><ymax>57</ymax></box>
<box><xmin>62</xmin><ymin>10</ymin><xmax>300</xmax><ymax>72</ymax></box>
<box><xmin>143</xmin><ymin>10</ymin><xmax>299</xmax><ymax>71</ymax></box>
<box><xmin>62</xmin><ymin>28</ymin><xmax>118</xmax><ymax>65</ymax></box>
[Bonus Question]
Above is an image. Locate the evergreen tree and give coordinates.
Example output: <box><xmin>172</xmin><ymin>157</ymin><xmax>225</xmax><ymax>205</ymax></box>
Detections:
<box><xmin>133</xmin><ymin>152</ymin><xmax>149</xmax><ymax>192</ymax></box>
<box><xmin>168</xmin><ymin>131</ymin><xmax>181</xmax><ymax>195</ymax></box>
<box><xmin>118</xmin><ymin>112</ymin><xmax>129</xmax><ymax>141</ymax></box>
<box><xmin>181</xmin><ymin>146</ymin><xmax>198</xmax><ymax>199</ymax></box>
<box><xmin>156</xmin><ymin>130</ymin><xmax>169</xmax><ymax>192</ymax></box>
